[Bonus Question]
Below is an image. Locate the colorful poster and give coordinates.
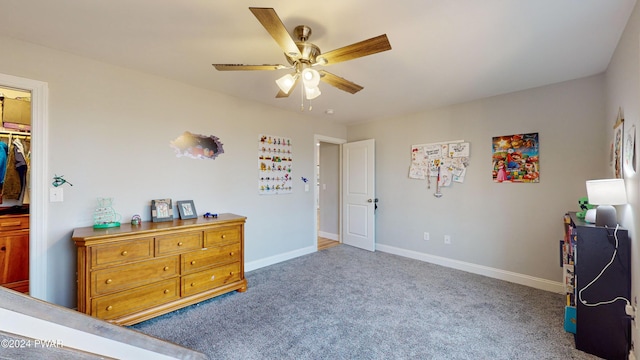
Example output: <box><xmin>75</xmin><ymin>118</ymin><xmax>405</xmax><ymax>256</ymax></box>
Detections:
<box><xmin>492</xmin><ymin>133</ymin><xmax>539</xmax><ymax>183</ymax></box>
<box><xmin>259</xmin><ymin>134</ymin><xmax>293</xmax><ymax>194</ymax></box>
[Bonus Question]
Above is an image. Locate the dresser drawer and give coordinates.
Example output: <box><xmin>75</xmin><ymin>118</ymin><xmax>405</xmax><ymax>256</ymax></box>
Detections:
<box><xmin>91</xmin><ymin>237</ymin><xmax>153</xmax><ymax>268</ymax></box>
<box><xmin>92</xmin><ymin>256</ymin><xmax>179</xmax><ymax>296</ymax></box>
<box><xmin>0</xmin><ymin>215</ymin><xmax>28</xmax><ymax>231</ymax></box>
<box><xmin>181</xmin><ymin>262</ymin><xmax>241</xmax><ymax>297</ymax></box>
<box><xmin>181</xmin><ymin>243</ymin><xmax>241</xmax><ymax>275</ymax></box>
<box><xmin>92</xmin><ymin>278</ymin><xmax>180</xmax><ymax>320</ymax></box>
<box><xmin>204</xmin><ymin>225</ymin><xmax>241</xmax><ymax>247</ymax></box>
<box><xmin>155</xmin><ymin>231</ymin><xmax>202</xmax><ymax>255</ymax></box>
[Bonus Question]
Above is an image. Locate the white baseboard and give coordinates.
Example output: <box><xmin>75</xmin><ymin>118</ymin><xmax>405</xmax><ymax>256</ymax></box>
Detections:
<box><xmin>376</xmin><ymin>244</ymin><xmax>564</xmax><ymax>294</ymax></box>
<box><xmin>245</xmin><ymin>245</ymin><xmax>316</xmax><ymax>273</ymax></box>
<box><xmin>318</xmin><ymin>231</ymin><xmax>339</xmax><ymax>241</ymax></box>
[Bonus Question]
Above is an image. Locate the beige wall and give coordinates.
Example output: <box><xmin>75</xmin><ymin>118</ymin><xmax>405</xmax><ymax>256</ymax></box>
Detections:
<box><xmin>0</xmin><ymin>35</ymin><xmax>347</xmax><ymax>307</ymax></box>
<box><xmin>605</xmin><ymin>0</ymin><xmax>640</xmax><ymax>352</ymax></box>
<box><xmin>348</xmin><ymin>74</ymin><xmax>605</xmax><ymax>284</ymax></box>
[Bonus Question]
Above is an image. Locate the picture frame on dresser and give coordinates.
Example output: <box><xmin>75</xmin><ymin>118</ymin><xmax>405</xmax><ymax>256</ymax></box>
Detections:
<box><xmin>177</xmin><ymin>200</ymin><xmax>197</xmax><ymax>219</ymax></box>
<box><xmin>151</xmin><ymin>198</ymin><xmax>173</xmax><ymax>222</ymax></box>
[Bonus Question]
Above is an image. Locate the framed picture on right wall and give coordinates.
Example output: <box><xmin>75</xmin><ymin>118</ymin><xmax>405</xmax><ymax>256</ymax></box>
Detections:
<box><xmin>612</xmin><ymin>108</ymin><xmax>624</xmax><ymax>179</ymax></box>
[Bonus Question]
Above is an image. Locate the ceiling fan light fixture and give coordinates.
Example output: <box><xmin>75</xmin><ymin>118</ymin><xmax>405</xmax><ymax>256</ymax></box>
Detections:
<box><xmin>304</xmin><ymin>85</ymin><xmax>321</xmax><ymax>100</ymax></box>
<box><xmin>275</xmin><ymin>73</ymin><xmax>298</xmax><ymax>94</ymax></box>
<box><xmin>302</xmin><ymin>68</ymin><xmax>320</xmax><ymax>87</ymax></box>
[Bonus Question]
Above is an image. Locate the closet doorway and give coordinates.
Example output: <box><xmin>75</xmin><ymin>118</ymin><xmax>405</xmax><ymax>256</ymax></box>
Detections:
<box><xmin>0</xmin><ymin>86</ymin><xmax>32</xmax><ymax>293</ymax></box>
<box><xmin>0</xmin><ymin>73</ymin><xmax>47</xmax><ymax>301</ymax></box>
<box><xmin>314</xmin><ymin>135</ymin><xmax>345</xmax><ymax>251</ymax></box>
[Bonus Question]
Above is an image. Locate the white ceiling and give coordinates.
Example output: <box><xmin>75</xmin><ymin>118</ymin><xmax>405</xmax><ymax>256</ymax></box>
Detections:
<box><xmin>0</xmin><ymin>1</ymin><xmax>635</xmax><ymax>125</ymax></box>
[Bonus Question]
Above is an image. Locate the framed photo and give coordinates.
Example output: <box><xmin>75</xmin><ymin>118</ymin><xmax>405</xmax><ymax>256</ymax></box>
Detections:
<box><xmin>613</xmin><ymin>108</ymin><xmax>624</xmax><ymax>179</ymax></box>
<box><xmin>151</xmin><ymin>198</ymin><xmax>173</xmax><ymax>222</ymax></box>
<box><xmin>177</xmin><ymin>200</ymin><xmax>197</xmax><ymax>220</ymax></box>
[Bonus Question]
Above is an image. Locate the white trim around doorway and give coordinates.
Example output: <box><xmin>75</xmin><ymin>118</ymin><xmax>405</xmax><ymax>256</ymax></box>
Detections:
<box><xmin>314</xmin><ymin>135</ymin><xmax>346</xmax><ymax>250</ymax></box>
<box><xmin>0</xmin><ymin>73</ymin><xmax>49</xmax><ymax>301</ymax></box>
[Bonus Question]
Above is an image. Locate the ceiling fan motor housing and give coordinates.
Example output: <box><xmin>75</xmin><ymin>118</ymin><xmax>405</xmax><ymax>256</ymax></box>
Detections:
<box><xmin>285</xmin><ymin>25</ymin><xmax>321</xmax><ymax>66</ymax></box>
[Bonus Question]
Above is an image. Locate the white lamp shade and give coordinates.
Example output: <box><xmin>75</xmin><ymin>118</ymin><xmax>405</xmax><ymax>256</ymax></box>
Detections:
<box><xmin>585</xmin><ymin>179</ymin><xmax>627</xmax><ymax>205</ymax></box>
<box><xmin>275</xmin><ymin>73</ymin><xmax>297</xmax><ymax>94</ymax></box>
<box><xmin>301</xmin><ymin>68</ymin><xmax>320</xmax><ymax>87</ymax></box>
<box><xmin>304</xmin><ymin>85</ymin><xmax>321</xmax><ymax>100</ymax></box>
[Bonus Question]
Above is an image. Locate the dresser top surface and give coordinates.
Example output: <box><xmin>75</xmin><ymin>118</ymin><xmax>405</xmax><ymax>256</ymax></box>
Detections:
<box><xmin>72</xmin><ymin>213</ymin><xmax>245</xmax><ymax>242</ymax></box>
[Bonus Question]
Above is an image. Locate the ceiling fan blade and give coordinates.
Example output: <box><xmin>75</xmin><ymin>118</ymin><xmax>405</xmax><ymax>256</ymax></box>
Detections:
<box><xmin>249</xmin><ymin>7</ymin><xmax>301</xmax><ymax>59</ymax></box>
<box><xmin>213</xmin><ymin>64</ymin><xmax>287</xmax><ymax>71</ymax></box>
<box><xmin>318</xmin><ymin>34</ymin><xmax>391</xmax><ymax>65</ymax></box>
<box><xmin>276</xmin><ymin>90</ymin><xmax>290</xmax><ymax>98</ymax></box>
<box><xmin>319</xmin><ymin>70</ymin><xmax>364</xmax><ymax>94</ymax></box>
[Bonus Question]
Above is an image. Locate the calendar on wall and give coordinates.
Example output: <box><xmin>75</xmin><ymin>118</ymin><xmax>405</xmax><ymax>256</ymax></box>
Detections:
<box><xmin>258</xmin><ymin>134</ymin><xmax>293</xmax><ymax>195</ymax></box>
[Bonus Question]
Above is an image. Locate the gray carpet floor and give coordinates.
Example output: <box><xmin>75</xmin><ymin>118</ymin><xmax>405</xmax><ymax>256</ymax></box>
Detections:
<box><xmin>132</xmin><ymin>245</ymin><xmax>601</xmax><ymax>360</ymax></box>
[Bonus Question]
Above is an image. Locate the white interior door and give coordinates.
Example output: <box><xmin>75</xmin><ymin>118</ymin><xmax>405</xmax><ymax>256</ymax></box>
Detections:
<box><xmin>342</xmin><ymin>139</ymin><xmax>375</xmax><ymax>251</ymax></box>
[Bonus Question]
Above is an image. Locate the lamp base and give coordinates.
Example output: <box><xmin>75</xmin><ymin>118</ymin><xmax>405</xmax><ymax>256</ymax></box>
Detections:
<box><xmin>595</xmin><ymin>205</ymin><xmax>617</xmax><ymax>227</ymax></box>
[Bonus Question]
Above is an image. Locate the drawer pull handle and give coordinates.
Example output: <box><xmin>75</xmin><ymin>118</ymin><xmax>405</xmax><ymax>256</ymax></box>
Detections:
<box><xmin>191</xmin><ymin>260</ymin><xmax>196</xmax><ymax>265</ymax></box>
<box><xmin>229</xmin><ymin>252</ymin><xmax>234</xmax><ymax>256</ymax></box>
<box><xmin>190</xmin><ymin>282</ymin><xmax>196</xmax><ymax>287</ymax></box>
<box><xmin>163</xmin><ymin>266</ymin><xmax>169</xmax><ymax>271</ymax></box>
<box><xmin>178</xmin><ymin>242</ymin><xmax>183</xmax><ymax>246</ymax></box>
<box><xmin>121</xmin><ymin>251</ymin><xmax>128</xmax><ymax>256</ymax></box>
<box><xmin>229</xmin><ymin>271</ymin><xmax>234</xmax><ymax>276</ymax></box>
<box><xmin>106</xmin><ymin>305</ymin><xmax>113</xmax><ymax>311</ymax></box>
<box><xmin>105</xmin><ymin>279</ymin><xmax>112</xmax><ymax>284</ymax></box>
<box><xmin>221</xmin><ymin>234</ymin><xmax>226</xmax><ymax>239</ymax></box>
<box><xmin>0</xmin><ymin>221</ymin><xmax>21</xmax><ymax>227</ymax></box>
<box><xmin>163</xmin><ymin>289</ymin><xmax>170</xmax><ymax>294</ymax></box>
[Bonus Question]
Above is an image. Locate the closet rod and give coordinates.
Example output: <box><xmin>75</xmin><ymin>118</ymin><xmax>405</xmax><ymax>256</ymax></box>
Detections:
<box><xmin>0</xmin><ymin>129</ymin><xmax>31</xmax><ymax>137</ymax></box>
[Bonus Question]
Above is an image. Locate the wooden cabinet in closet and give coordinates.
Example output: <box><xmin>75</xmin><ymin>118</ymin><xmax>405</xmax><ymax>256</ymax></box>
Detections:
<box><xmin>0</xmin><ymin>214</ymin><xmax>29</xmax><ymax>293</ymax></box>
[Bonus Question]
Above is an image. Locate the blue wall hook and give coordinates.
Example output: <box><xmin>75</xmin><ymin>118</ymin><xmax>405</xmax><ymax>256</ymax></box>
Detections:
<box><xmin>52</xmin><ymin>174</ymin><xmax>73</xmax><ymax>187</ymax></box>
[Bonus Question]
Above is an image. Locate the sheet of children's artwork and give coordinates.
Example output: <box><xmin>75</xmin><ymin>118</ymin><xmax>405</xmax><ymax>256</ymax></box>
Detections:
<box><xmin>409</xmin><ymin>140</ymin><xmax>471</xmax><ymax>189</ymax></box>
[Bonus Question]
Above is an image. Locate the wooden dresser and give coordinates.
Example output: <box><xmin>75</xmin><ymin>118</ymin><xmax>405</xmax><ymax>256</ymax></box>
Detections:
<box><xmin>72</xmin><ymin>213</ymin><xmax>247</xmax><ymax>326</ymax></box>
<box><xmin>0</xmin><ymin>214</ymin><xmax>29</xmax><ymax>293</ymax></box>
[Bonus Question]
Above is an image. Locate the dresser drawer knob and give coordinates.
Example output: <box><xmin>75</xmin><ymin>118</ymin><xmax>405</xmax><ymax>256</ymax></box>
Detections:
<box><xmin>229</xmin><ymin>252</ymin><xmax>234</xmax><ymax>256</ymax></box>
<box><xmin>178</xmin><ymin>242</ymin><xmax>183</xmax><ymax>246</ymax></box>
<box><xmin>105</xmin><ymin>279</ymin><xmax>112</xmax><ymax>284</ymax></box>
<box><xmin>221</xmin><ymin>234</ymin><xmax>226</xmax><ymax>239</ymax></box>
<box><xmin>191</xmin><ymin>260</ymin><xmax>196</xmax><ymax>265</ymax></box>
<box><xmin>164</xmin><ymin>289</ymin><xmax>170</xmax><ymax>294</ymax></box>
<box><xmin>121</xmin><ymin>251</ymin><xmax>128</xmax><ymax>256</ymax></box>
<box><xmin>229</xmin><ymin>271</ymin><xmax>234</xmax><ymax>276</ymax></box>
<box><xmin>163</xmin><ymin>266</ymin><xmax>170</xmax><ymax>271</ymax></box>
<box><xmin>106</xmin><ymin>305</ymin><xmax>113</xmax><ymax>311</ymax></box>
<box><xmin>190</xmin><ymin>282</ymin><xmax>196</xmax><ymax>287</ymax></box>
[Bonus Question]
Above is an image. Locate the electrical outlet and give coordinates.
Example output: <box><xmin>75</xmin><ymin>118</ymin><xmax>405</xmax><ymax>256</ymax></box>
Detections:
<box><xmin>423</xmin><ymin>232</ymin><xmax>429</xmax><ymax>241</ymax></box>
<box><xmin>444</xmin><ymin>235</ymin><xmax>451</xmax><ymax>244</ymax></box>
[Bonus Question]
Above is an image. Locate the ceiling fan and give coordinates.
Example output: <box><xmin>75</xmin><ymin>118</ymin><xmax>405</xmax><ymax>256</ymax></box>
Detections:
<box><xmin>212</xmin><ymin>7</ymin><xmax>392</xmax><ymax>104</ymax></box>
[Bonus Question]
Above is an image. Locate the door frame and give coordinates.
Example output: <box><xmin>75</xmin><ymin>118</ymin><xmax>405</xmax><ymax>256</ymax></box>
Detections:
<box><xmin>314</xmin><ymin>135</ymin><xmax>346</xmax><ymax>248</ymax></box>
<box><xmin>0</xmin><ymin>73</ymin><xmax>48</xmax><ymax>300</ymax></box>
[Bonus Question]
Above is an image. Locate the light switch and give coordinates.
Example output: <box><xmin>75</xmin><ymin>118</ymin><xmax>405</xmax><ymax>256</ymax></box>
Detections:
<box><xmin>50</xmin><ymin>187</ymin><xmax>63</xmax><ymax>202</ymax></box>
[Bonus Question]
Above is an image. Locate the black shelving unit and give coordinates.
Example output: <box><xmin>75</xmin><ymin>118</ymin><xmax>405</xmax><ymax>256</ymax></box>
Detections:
<box><xmin>565</xmin><ymin>212</ymin><xmax>631</xmax><ymax>360</ymax></box>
